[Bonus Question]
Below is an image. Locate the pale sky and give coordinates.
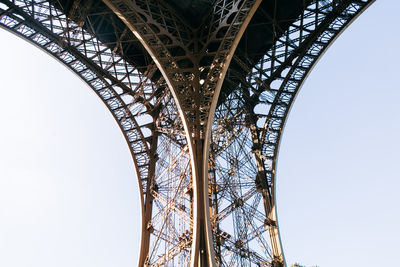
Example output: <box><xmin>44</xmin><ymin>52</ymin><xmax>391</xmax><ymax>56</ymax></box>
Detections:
<box><xmin>0</xmin><ymin>1</ymin><xmax>399</xmax><ymax>267</ymax></box>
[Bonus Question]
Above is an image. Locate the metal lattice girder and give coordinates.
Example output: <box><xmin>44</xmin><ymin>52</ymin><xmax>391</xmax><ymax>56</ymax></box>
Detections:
<box><xmin>0</xmin><ymin>0</ymin><xmax>374</xmax><ymax>266</ymax></box>
<box><xmin>100</xmin><ymin>1</ymin><xmax>264</xmax><ymax>265</ymax></box>
<box><xmin>102</xmin><ymin>0</ymin><xmax>261</xmax><ymax>133</ymax></box>
<box><xmin>0</xmin><ymin>0</ymin><xmax>192</xmax><ymax>266</ymax></box>
<box><xmin>0</xmin><ymin>0</ymin><xmax>156</xmax><ymax>188</ymax></box>
<box><xmin>215</xmin><ymin>1</ymin><xmax>374</xmax><ymax>265</ymax></box>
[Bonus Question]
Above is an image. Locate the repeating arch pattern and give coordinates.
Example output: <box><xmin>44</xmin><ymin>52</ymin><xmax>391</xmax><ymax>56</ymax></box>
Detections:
<box><xmin>0</xmin><ymin>0</ymin><xmax>373</xmax><ymax>266</ymax></box>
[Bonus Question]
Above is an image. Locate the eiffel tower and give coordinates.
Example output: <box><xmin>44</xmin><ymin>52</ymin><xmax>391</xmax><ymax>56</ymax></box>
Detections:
<box><xmin>0</xmin><ymin>0</ymin><xmax>373</xmax><ymax>266</ymax></box>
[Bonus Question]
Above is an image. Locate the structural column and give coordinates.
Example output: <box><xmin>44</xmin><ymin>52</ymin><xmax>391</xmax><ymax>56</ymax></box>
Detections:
<box><xmin>0</xmin><ymin>0</ymin><xmax>375</xmax><ymax>266</ymax></box>
<box><xmin>102</xmin><ymin>0</ymin><xmax>261</xmax><ymax>265</ymax></box>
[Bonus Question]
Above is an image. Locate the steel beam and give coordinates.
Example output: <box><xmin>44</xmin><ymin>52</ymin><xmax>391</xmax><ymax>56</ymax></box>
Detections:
<box><xmin>0</xmin><ymin>0</ymin><xmax>374</xmax><ymax>266</ymax></box>
<box><xmin>101</xmin><ymin>1</ymin><xmax>262</xmax><ymax>266</ymax></box>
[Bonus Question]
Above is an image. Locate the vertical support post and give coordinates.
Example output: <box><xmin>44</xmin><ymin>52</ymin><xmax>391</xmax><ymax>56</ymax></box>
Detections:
<box><xmin>0</xmin><ymin>0</ymin><xmax>375</xmax><ymax>266</ymax></box>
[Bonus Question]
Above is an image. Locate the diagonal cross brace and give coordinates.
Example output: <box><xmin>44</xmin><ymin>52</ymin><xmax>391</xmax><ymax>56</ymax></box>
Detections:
<box><xmin>101</xmin><ymin>0</ymin><xmax>262</xmax><ymax>266</ymax></box>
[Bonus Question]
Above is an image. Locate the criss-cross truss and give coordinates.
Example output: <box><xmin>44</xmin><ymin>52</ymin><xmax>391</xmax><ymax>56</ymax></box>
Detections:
<box><xmin>0</xmin><ymin>0</ymin><xmax>373</xmax><ymax>266</ymax></box>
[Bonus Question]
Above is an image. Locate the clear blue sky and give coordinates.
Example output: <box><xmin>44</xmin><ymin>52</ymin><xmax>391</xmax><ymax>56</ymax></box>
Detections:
<box><xmin>0</xmin><ymin>1</ymin><xmax>398</xmax><ymax>266</ymax></box>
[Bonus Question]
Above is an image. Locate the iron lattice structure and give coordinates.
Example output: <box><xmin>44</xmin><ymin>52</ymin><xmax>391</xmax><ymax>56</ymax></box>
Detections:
<box><xmin>0</xmin><ymin>0</ymin><xmax>373</xmax><ymax>266</ymax></box>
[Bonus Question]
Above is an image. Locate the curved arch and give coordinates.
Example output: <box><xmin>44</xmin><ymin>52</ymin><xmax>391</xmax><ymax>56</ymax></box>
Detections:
<box><xmin>0</xmin><ymin>1</ymin><xmax>376</xmax><ymax>266</ymax></box>
<box><xmin>247</xmin><ymin>0</ymin><xmax>374</xmax><ymax>264</ymax></box>
<box><xmin>0</xmin><ymin>1</ymin><xmax>165</xmax><ymax>265</ymax></box>
<box><xmin>0</xmin><ymin>2</ymin><xmax>197</xmax><ymax>266</ymax></box>
<box><xmin>0</xmin><ymin>29</ymin><xmax>140</xmax><ymax>266</ymax></box>
<box><xmin>277</xmin><ymin>3</ymin><xmax>400</xmax><ymax>264</ymax></box>
<box><xmin>100</xmin><ymin>1</ymin><xmax>263</xmax><ymax>265</ymax></box>
<box><xmin>209</xmin><ymin>1</ymin><xmax>374</xmax><ymax>266</ymax></box>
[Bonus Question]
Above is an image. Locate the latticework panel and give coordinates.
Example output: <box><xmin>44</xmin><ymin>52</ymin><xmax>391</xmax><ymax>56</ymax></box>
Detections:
<box><xmin>103</xmin><ymin>0</ymin><xmax>261</xmax><ymax>134</ymax></box>
<box><xmin>210</xmin><ymin>0</ymin><xmax>373</xmax><ymax>266</ymax></box>
<box><xmin>0</xmin><ymin>0</ymin><xmax>374</xmax><ymax>266</ymax></box>
<box><xmin>0</xmin><ymin>0</ymin><xmax>155</xmax><ymax>193</ymax></box>
<box><xmin>210</xmin><ymin>90</ymin><xmax>273</xmax><ymax>266</ymax></box>
<box><xmin>148</xmin><ymin>92</ymin><xmax>192</xmax><ymax>266</ymax></box>
<box><xmin>0</xmin><ymin>0</ymin><xmax>193</xmax><ymax>265</ymax></box>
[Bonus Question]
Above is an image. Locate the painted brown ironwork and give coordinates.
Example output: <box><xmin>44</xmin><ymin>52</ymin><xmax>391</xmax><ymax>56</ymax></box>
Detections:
<box><xmin>0</xmin><ymin>0</ymin><xmax>373</xmax><ymax>266</ymax></box>
<box><xmin>101</xmin><ymin>1</ymin><xmax>263</xmax><ymax>265</ymax></box>
<box><xmin>213</xmin><ymin>1</ymin><xmax>373</xmax><ymax>265</ymax></box>
<box><xmin>0</xmin><ymin>1</ymin><xmax>192</xmax><ymax>265</ymax></box>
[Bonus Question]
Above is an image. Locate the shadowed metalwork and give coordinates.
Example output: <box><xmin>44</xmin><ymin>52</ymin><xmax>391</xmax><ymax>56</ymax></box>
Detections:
<box><xmin>0</xmin><ymin>0</ymin><xmax>373</xmax><ymax>266</ymax></box>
